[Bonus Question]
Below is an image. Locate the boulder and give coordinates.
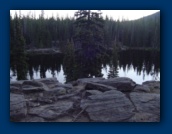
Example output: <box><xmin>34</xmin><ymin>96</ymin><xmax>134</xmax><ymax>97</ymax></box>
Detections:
<box><xmin>22</xmin><ymin>80</ymin><xmax>49</xmax><ymax>92</ymax></box>
<box><xmin>27</xmin><ymin>101</ymin><xmax>40</xmax><ymax>107</ymax></box>
<box><xmin>35</xmin><ymin>78</ymin><xmax>59</xmax><ymax>89</ymax></box>
<box><xmin>10</xmin><ymin>93</ymin><xmax>27</xmax><ymax>121</ymax></box>
<box><xmin>54</xmin><ymin>116</ymin><xmax>73</xmax><ymax>122</ymax></box>
<box><xmin>142</xmin><ymin>81</ymin><xmax>160</xmax><ymax>93</ymax></box>
<box><xmin>128</xmin><ymin>112</ymin><xmax>160</xmax><ymax>122</ymax></box>
<box><xmin>130</xmin><ymin>92</ymin><xmax>160</xmax><ymax>118</ymax></box>
<box><xmin>10</xmin><ymin>86</ymin><xmax>22</xmax><ymax>94</ymax></box>
<box><xmin>56</xmin><ymin>83</ymin><xmax>73</xmax><ymax>89</ymax></box>
<box><xmin>49</xmin><ymin>83</ymin><xmax>73</xmax><ymax>93</ymax></box>
<box><xmin>77</xmin><ymin>77</ymin><xmax>105</xmax><ymax>84</ymax></box>
<box><xmin>80</xmin><ymin>90</ymin><xmax>134</xmax><ymax>122</ymax></box>
<box><xmin>96</xmin><ymin>77</ymin><xmax>136</xmax><ymax>92</ymax></box>
<box><xmin>35</xmin><ymin>78</ymin><xmax>58</xmax><ymax>84</ymax></box>
<box><xmin>133</xmin><ymin>85</ymin><xmax>150</xmax><ymax>93</ymax></box>
<box><xmin>85</xmin><ymin>82</ymin><xmax>117</xmax><ymax>92</ymax></box>
<box><xmin>85</xmin><ymin>90</ymin><xmax>102</xmax><ymax>97</ymax></box>
<box><xmin>22</xmin><ymin>86</ymin><xmax>45</xmax><ymax>93</ymax></box>
<box><xmin>10</xmin><ymin>81</ymin><xmax>23</xmax><ymax>88</ymax></box>
<box><xmin>23</xmin><ymin>80</ymin><xmax>43</xmax><ymax>87</ymax></box>
<box><xmin>21</xmin><ymin>116</ymin><xmax>45</xmax><ymax>122</ymax></box>
<box><xmin>36</xmin><ymin>97</ymin><xmax>54</xmax><ymax>104</ymax></box>
<box><xmin>43</xmin><ymin>87</ymin><xmax>67</xmax><ymax>98</ymax></box>
<box><xmin>28</xmin><ymin>101</ymin><xmax>74</xmax><ymax>120</ymax></box>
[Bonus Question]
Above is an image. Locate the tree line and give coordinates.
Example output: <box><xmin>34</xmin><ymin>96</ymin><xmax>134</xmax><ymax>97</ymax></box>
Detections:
<box><xmin>10</xmin><ymin>10</ymin><xmax>160</xmax><ymax>51</ymax></box>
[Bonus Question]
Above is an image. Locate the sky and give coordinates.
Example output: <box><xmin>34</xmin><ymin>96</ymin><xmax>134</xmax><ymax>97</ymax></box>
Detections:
<box><xmin>10</xmin><ymin>10</ymin><xmax>160</xmax><ymax>20</ymax></box>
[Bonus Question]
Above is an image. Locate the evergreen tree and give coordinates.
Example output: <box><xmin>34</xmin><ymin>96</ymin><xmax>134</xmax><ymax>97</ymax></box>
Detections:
<box><xmin>108</xmin><ymin>43</ymin><xmax>119</xmax><ymax>78</ymax></box>
<box><xmin>11</xmin><ymin>14</ymin><xmax>28</xmax><ymax>80</ymax></box>
<box><xmin>74</xmin><ymin>10</ymin><xmax>106</xmax><ymax>61</ymax></box>
<box><xmin>63</xmin><ymin>41</ymin><xmax>77</xmax><ymax>82</ymax></box>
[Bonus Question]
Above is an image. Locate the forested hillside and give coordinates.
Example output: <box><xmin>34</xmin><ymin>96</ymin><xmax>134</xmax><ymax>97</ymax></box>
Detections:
<box><xmin>10</xmin><ymin>10</ymin><xmax>160</xmax><ymax>52</ymax></box>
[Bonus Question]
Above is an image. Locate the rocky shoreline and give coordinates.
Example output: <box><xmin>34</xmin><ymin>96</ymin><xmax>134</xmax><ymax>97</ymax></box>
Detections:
<box><xmin>10</xmin><ymin>77</ymin><xmax>160</xmax><ymax>122</ymax></box>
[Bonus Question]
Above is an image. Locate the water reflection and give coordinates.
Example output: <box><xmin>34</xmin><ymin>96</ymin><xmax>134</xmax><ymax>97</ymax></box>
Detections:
<box><xmin>10</xmin><ymin>50</ymin><xmax>160</xmax><ymax>84</ymax></box>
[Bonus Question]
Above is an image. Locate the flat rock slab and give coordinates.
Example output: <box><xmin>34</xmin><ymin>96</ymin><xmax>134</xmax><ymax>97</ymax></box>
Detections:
<box><xmin>85</xmin><ymin>90</ymin><xmax>103</xmax><ymax>97</ymax></box>
<box><xmin>142</xmin><ymin>81</ymin><xmax>160</xmax><ymax>93</ymax></box>
<box><xmin>96</xmin><ymin>77</ymin><xmax>136</xmax><ymax>92</ymax></box>
<box><xmin>22</xmin><ymin>80</ymin><xmax>49</xmax><ymax>92</ymax></box>
<box><xmin>85</xmin><ymin>82</ymin><xmax>117</xmax><ymax>92</ymax></box>
<box><xmin>21</xmin><ymin>116</ymin><xmax>45</xmax><ymax>122</ymax></box>
<box><xmin>35</xmin><ymin>78</ymin><xmax>59</xmax><ymax>89</ymax></box>
<box><xmin>133</xmin><ymin>85</ymin><xmax>151</xmax><ymax>93</ymax></box>
<box><xmin>10</xmin><ymin>81</ymin><xmax>24</xmax><ymax>88</ymax></box>
<box><xmin>28</xmin><ymin>101</ymin><xmax>74</xmax><ymax>120</ymax></box>
<box><xmin>22</xmin><ymin>86</ymin><xmax>45</xmax><ymax>93</ymax></box>
<box><xmin>43</xmin><ymin>87</ymin><xmax>67</xmax><ymax>97</ymax></box>
<box><xmin>130</xmin><ymin>92</ymin><xmax>160</xmax><ymax>118</ymax></box>
<box><xmin>128</xmin><ymin>112</ymin><xmax>160</xmax><ymax>122</ymax></box>
<box><xmin>10</xmin><ymin>93</ymin><xmax>27</xmax><ymax>121</ymax></box>
<box><xmin>77</xmin><ymin>77</ymin><xmax>105</xmax><ymax>84</ymax></box>
<box><xmin>35</xmin><ymin>78</ymin><xmax>59</xmax><ymax>84</ymax></box>
<box><xmin>10</xmin><ymin>86</ymin><xmax>22</xmax><ymax>94</ymax></box>
<box><xmin>80</xmin><ymin>90</ymin><xmax>134</xmax><ymax>122</ymax></box>
<box><xmin>23</xmin><ymin>81</ymin><xmax>44</xmax><ymax>87</ymax></box>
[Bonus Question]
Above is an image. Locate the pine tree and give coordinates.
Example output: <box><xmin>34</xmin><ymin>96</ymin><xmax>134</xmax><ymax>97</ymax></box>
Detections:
<box><xmin>11</xmin><ymin>14</ymin><xmax>28</xmax><ymax>80</ymax></box>
<box><xmin>74</xmin><ymin>10</ymin><xmax>106</xmax><ymax>61</ymax></box>
<box><xmin>63</xmin><ymin>41</ymin><xmax>78</xmax><ymax>82</ymax></box>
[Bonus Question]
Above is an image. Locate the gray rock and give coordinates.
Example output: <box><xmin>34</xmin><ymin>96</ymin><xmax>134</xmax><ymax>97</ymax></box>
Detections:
<box><xmin>36</xmin><ymin>97</ymin><xmax>54</xmax><ymax>104</ymax></box>
<box><xmin>35</xmin><ymin>78</ymin><xmax>59</xmax><ymax>89</ymax></box>
<box><xmin>10</xmin><ymin>81</ymin><xmax>23</xmax><ymax>88</ymax></box>
<box><xmin>54</xmin><ymin>116</ymin><xmax>73</xmax><ymax>122</ymax></box>
<box><xmin>128</xmin><ymin>112</ymin><xmax>160</xmax><ymax>122</ymax></box>
<box><xmin>22</xmin><ymin>86</ymin><xmax>45</xmax><ymax>93</ymax></box>
<box><xmin>22</xmin><ymin>80</ymin><xmax>49</xmax><ymax>92</ymax></box>
<box><xmin>77</xmin><ymin>77</ymin><xmax>105</xmax><ymax>84</ymax></box>
<box><xmin>133</xmin><ymin>85</ymin><xmax>150</xmax><ymax>93</ymax></box>
<box><xmin>142</xmin><ymin>81</ymin><xmax>160</xmax><ymax>93</ymax></box>
<box><xmin>42</xmin><ymin>82</ymin><xmax>72</xmax><ymax>92</ymax></box>
<box><xmin>35</xmin><ymin>78</ymin><xmax>58</xmax><ymax>84</ymax></box>
<box><xmin>22</xmin><ymin>92</ymin><xmax>45</xmax><ymax>103</ymax></box>
<box><xmin>96</xmin><ymin>77</ymin><xmax>136</xmax><ymax>92</ymax></box>
<box><xmin>51</xmin><ymin>83</ymin><xmax>73</xmax><ymax>93</ymax></box>
<box><xmin>85</xmin><ymin>82</ymin><xmax>117</xmax><ymax>92</ymax></box>
<box><xmin>10</xmin><ymin>93</ymin><xmax>27</xmax><ymax>121</ymax></box>
<box><xmin>57</xmin><ymin>83</ymin><xmax>73</xmax><ymax>89</ymax></box>
<box><xmin>85</xmin><ymin>90</ymin><xmax>102</xmax><ymax>97</ymax></box>
<box><xmin>56</xmin><ymin>85</ymin><xmax>86</xmax><ymax>100</ymax></box>
<box><xmin>28</xmin><ymin>101</ymin><xmax>74</xmax><ymax>120</ymax></box>
<box><xmin>27</xmin><ymin>101</ymin><xmax>40</xmax><ymax>107</ymax></box>
<box><xmin>10</xmin><ymin>86</ymin><xmax>22</xmax><ymax>94</ymax></box>
<box><xmin>53</xmin><ymin>87</ymin><xmax>67</xmax><ymax>95</ymax></box>
<box><xmin>23</xmin><ymin>80</ymin><xmax>43</xmax><ymax>87</ymax></box>
<box><xmin>80</xmin><ymin>90</ymin><xmax>134</xmax><ymax>122</ymax></box>
<box><xmin>21</xmin><ymin>116</ymin><xmax>45</xmax><ymax>122</ymax></box>
<box><xmin>130</xmin><ymin>92</ymin><xmax>160</xmax><ymax>117</ymax></box>
<box><xmin>43</xmin><ymin>87</ymin><xmax>66</xmax><ymax>98</ymax></box>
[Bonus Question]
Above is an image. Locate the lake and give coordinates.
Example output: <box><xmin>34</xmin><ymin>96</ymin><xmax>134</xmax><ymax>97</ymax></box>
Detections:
<box><xmin>10</xmin><ymin>50</ymin><xmax>160</xmax><ymax>84</ymax></box>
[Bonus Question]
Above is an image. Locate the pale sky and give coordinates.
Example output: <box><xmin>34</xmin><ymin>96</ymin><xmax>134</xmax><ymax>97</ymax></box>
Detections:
<box><xmin>10</xmin><ymin>10</ymin><xmax>160</xmax><ymax>20</ymax></box>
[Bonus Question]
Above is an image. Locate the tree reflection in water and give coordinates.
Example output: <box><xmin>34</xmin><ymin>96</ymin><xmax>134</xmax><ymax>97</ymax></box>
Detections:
<box><xmin>10</xmin><ymin>50</ymin><xmax>160</xmax><ymax>84</ymax></box>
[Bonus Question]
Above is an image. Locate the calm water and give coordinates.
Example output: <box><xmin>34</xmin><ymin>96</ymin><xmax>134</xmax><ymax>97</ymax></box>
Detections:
<box><xmin>10</xmin><ymin>50</ymin><xmax>160</xmax><ymax>84</ymax></box>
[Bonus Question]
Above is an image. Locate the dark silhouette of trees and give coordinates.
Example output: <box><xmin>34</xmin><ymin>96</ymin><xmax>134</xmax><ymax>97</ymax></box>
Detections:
<box><xmin>10</xmin><ymin>11</ymin><xmax>160</xmax><ymax>51</ymax></box>
<box><xmin>73</xmin><ymin>10</ymin><xmax>106</xmax><ymax>60</ymax></box>
<box><xmin>10</xmin><ymin>13</ymin><xmax>28</xmax><ymax>80</ymax></box>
